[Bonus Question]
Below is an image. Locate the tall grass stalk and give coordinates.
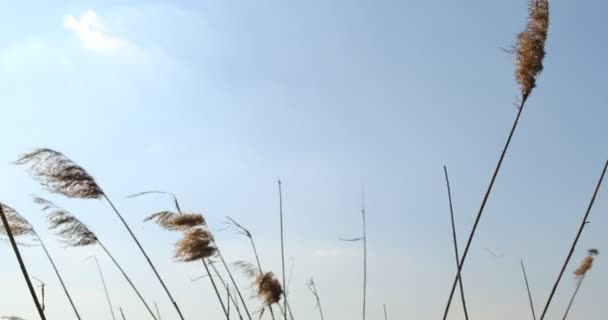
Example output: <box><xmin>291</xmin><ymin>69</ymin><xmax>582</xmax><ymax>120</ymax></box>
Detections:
<box><xmin>278</xmin><ymin>179</ymin><xmax>288</xmax><ymax>320</ymax></box>
<box><xmin>443</xmin><ymin>166</ymin><xmax>469</xmax><ymax>320</ymax></box>
<box><xmin>538</xmin><ymin>162</ymin><xmax>607</xmax><ymax>320</ymax></box>
<box><xmin>306</xmin><ymin>278</ymin><xmax>325</xmax><ymax>320</ymax></box>
<box><xmin>0</xmin><ymin>204</ymin><xmax>46</xmax><ymax>320</ymax></box>
<box><xmin>202</xmin><ymin>259</ymin><xmax>229</xmax><ymax>319</ymax></box>
<box><xmin>361</xmin><ymin>187</ymin><xmax>367</xmax><ymax>320</ymax></box>
<box><xmin>443</xmin><ymin>0</ymin><xmax>549</xmax><ymax>316</ymax></box>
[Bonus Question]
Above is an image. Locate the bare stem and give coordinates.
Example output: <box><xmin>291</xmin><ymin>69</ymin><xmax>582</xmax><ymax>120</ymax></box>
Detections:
<box><xmin>103</xmin><ymin>195</ymin><xmax>185</xmax><ymax>320</ymax></box>
<box><xmin>443</xmin><ymin>166</ymin><xmax>469</xmax><ymax>320</ymax></box>
<box><xmin>38</xmin><ymin>238</ymin><xmax>82</xmax><ymax>320</ymax></box>
<box><xmin>362</xmin><ymin>186</ymin><xmax>367</xmax><ymax>320</ymax></box>
<box><xmin>98</xmin><ymin>240</ymin><xmax>158</xmax><ymax>320</ymax></box>
<box><xmin>443</xmin><ymin>98</ymin><xmax>528</xmax><ymax>319</ymax></box>
<box><xmin>278</xmin><ymin>179</ymin><xmax>288</xmax><ymax>320</ymax></box>
<box><xmin>0</xmin><ymin>205</ymin><xmax>46</xmax><ymax>320</ymax></box>
<box><xmin>203</xmin><ymin>259</ymin><xmax>229</xmax><ymax>319</ymax></box>
<box><xmin>88</xmin><ymin>256</ymin><xmax>116</xmax><ymax>320</ymax></box>
<box><xmin>538</xmin><ymin>160</ymin><xmax>608</xmax><ymax>320</ymax></box>
<box><xmin>562</xmin><ymin>276</ymin><xmax>585</xmax><ymax>320</ymax></box>
<box><xmin>520</xmin><ymin>260</ymin><xmax>537</xmax><ymax>320</ymax></box>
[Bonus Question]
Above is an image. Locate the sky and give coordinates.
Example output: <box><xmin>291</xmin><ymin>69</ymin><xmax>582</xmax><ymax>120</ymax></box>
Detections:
<box><xmin>0</xmin><ymin>0</ymin><xmax>608</xmax><ymax>319</ymax></box>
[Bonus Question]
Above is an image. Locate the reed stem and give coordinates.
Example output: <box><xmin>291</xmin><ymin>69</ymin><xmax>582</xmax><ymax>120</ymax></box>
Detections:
<box><xmin>520</xmin><ymin>260</ymin><xmax>536</xmax><ymax>320</ymax></box>
<box><xmin>538</xmin><ymin>160</ymin><xmax>608</xmax><ymax>320</ymax></box>
<box><xmin>562</xmin><ymin>276</ymin><xmax>584</xmax><ymax>320</ymax></box>
<box><xmin>0</xmin><ymin>205</ymin><xmax>46</xmax><ymax>320</ymax></box>
<box><xmin>203</xmin><ymin>259</ymin><xmax>229</xmax><ymax>319</ymax></box>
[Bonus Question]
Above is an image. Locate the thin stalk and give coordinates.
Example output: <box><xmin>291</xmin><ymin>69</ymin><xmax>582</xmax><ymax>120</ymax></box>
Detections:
<box><xmin>226</xmin><ymin>284</ymin><xmax>231</xmax><ymax>320</ymax></box>
<box><xmin>247</xmin><ymin>236</ymin><xmax>277</xmax><ymax>320</ymax></box>
<box><xmin>103</xmin><ymin>195</ymin><xmax>185</xmax><ymax>320</ymax></box>
<box><xmin>211</xmin><ymin>263</ymin><xmax>243</xmax><ymax>320</ymax></box>
<box><xmin>443</xmin><ymin>98</ymin><xmax>528</xmax><ymax>320</ymax></box>
<box><xmin>383</xmin><ymin>304</ymin><xmax>388</xmax><ymax>320</ymax></box>
<box><xmin>520</xmin><ymin>260</ymin><xmax>536</xmax><ymax>320</ymax></box>
<box><xmin>155</xmin><ymin>302</ymin><xmax>161</xmax><ymax>320</ymax></box>
<box><xmin>307</xmin><ymin>279</ymin><xmax>325</xmax><ymax>320</ymax></box>
<box><xmin>203</xmin><ymin>259</ymin><xmax>229</xmax><ymax>319</ymax></box>
<box><xmin>90</xmin><ymin>256</ymin><xmax>116</xmax><ymax>320</ymax></box>
<box><xmin>562</xmin><ymin>276</ymin><xmax>585</xmax><ymax>320</ymax></box>
<box><xmin>98</xmin><ymin>240</ymin><xmax>158</xmax><ymax>320</ymax></box>
<box><xmin>0</xmin><ymin>205</ymin><xmax>46</xmax><ymax>320</ymax></box>
<box><xmin>362</xmin><ymin>187</ymin><xmax>367</xmax><ymax>320</ymax></box>
<box><xmin>38</xmin><ymin>238</ymin><xmax>82</xmax><ymax>320</ymax></box>
<box><xmin>119</xmin><ymin>307</ymin><xmax>127</xmax><ymax>320</ymax></box>
<box><xmin>215</xmin><ymin>248</ymin><xmax>253</xmax><ymax>320</ymax></box>
<box><xmin>538</xmin><ymin>160</ymin><xmax>608</xmax><ymax>320</ymax></box>
<box><xmin>443</xmin><ymin>166</ymin><xmax>469</xmax><ymax>320</ymax></box>
<box><xmin>278</xmin><ymin>179</ymin><xmax>287</xmax><ymax>320</ymax></box>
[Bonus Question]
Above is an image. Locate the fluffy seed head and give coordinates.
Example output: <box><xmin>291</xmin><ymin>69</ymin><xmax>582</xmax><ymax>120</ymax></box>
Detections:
<box><xmin>37</xmin><ymin>197</ymin><xmax>98</xmax><ymax>247</ymax></box>
<box><xmin>174</xmin><ymin>227</ymin><xmax>216</xmax><ymax>262</ymax></box>
<box><xmin>255</xmin><ymin>272</ymin><xmax>284</xmax><ymax>306</ymax></box>
<box><xmin>145</xmin><ymin>211</ymin><xmax>206</xmax><ymax>231</ymax></box>
<box><xmin>15</xmin><ymin>148</ymin><xmax>103</xmax><ymax>199</ymax></box>
<box><xmin>0</xmin><ymin>203</ymin><xmax>36</xmax><ymax>237</ymax></box>
<box><xmin>574</xmin><ymin>248</ymin><xmax>599</xmax><ymax>281</ymax></box>
<box><xmin>515</xmin><ymin>0</ymin><xmax>549</xmax><ymax>99</ymax></box>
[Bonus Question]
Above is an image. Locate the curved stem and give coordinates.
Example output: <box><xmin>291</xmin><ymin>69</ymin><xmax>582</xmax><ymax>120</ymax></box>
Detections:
<box><xmin>215</xmin><ymin>247</ymin><xmax>253</xmax><ymax>320</ymax></box>
<box><xmin>103</xmin><ymin>195</ymin><xmax>185</xmax><ymax>320</ymax></box>
<box><xmin>538</xmin><ymin>161</ymin><xmax>608</xmax><ymax>320</ymax></box>
<box><xmin>38</xmin><ymin>238</ymin><xmax>82</xmax><ymax>320</ymax></box>
<box><xmin>443</xmin><ymin>166</ymin><xmax>469</xmax><ymax>320</ymax></box>
<box><xmin>0</xmin><ymin>205</ymin><xmax>46</xmax><ymax>320</ymax></box>
<box><xmin>98</xmin><ymin>240</ymin><xmax>158</xmax><ymax>320</ymax></box>
<box><xmin>443</xmin><ymin>98</ymin><xmax>528</xmax><ymax>319</ymax></box>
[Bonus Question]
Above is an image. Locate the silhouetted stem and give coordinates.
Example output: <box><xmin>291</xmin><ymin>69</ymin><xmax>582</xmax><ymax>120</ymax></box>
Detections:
<box><xmin>90</xmin><ymin>256</ymin><xmax>116</xmax><ymax>320</ymax></box>
<box><xmin>383</xmin><ymin>304</ymin><xmax>388</xmax><ymax>320</ymax></box>
<box><xmin>210</xmin><ymin>263</ymin><xmax>243</xmax><ymax>320</ymax></box>
<box><xmin>562</xmin><ymin>276</ymin><xmax>584</xmax><ymax>320</ymax></box>
<box><xmin>38</xmin><ymin>238</ymin><xmax>82</xmax><ymax>320</ymax></box>
<box><xmin>119</xmin><ymin>307</ymin><xmax>127</xmax><ymax>320</ymax></box>
<box><xmin>538</xmin><ymin>160</ymin><xmax>608</xmax><ymax>320</ymax></box>
<box><xmin>98</xmin><ymin>240</ymin><xmax>158</xmax><ymax>320</ymax></box>
<box><xmin>278</xmin><ymin>179</ymin><xmax>288</xmax><ymax>320</ymax></box>
<box><xmin>0</xmin><ymin>205</ymin><xmax>46</xmax><ymax>320</ymax></box>
<box><xmin>443</xmin><ymin>166</ymin><xmax>469</xmax><ymax>320</ymax></box>
<box><xmin>215</xmin><ymin>247</ymin><xmax>253</xmax><ymax>320</ymax></box>
<box><xmin>362</xmin><ymin>187</ymin><xmax>367</xmax><ymax>320</ymax></box>
<box><xmin>443</xmin><ymin>97</ymin><xmax>528</xmax><ymax>320</ymax></box>
<box><xmin>103</xmin><ymin>195</ymin><xmax>185</xmax><ymax>320</ymax></box>
<box><xmin>203</xmin><ymin>259</ymin><xmax>229</xmax><ymax>319</ymax></box>
<box><xmin>520</xmin><ymin>260</ymin><xmax>536</xmax><ymax>320</ymax></box>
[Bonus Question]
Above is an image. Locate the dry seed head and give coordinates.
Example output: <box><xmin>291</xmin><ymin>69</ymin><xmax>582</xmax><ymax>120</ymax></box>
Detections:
<box><xmin>174</xmin><ymin>227</ymin><xmax>216</xmax><ymax>262</ymax></box>
<box><xmin>15</xmin><ymin>148</ymin><xmax>103</xmax><ymax>199</ymax></box>
<box><xmin>39</xmin><ymin>198</ymin><xmax>98</xmax><ymax>247</ymax></box>
<box><xmin>145</xmin><ymin>211</ymin><xmax>206</xmax><ymax>231</ymax></box>
<box><xmin>574</xmin><ymin>248</ymin><xmax>599</xmax><ymax>281</ymax></box>
<box><xmin>515</xmin><ymin>0</ymin><xmax>549</xmax><ymax>99</ymax></box>
<box><xmin>226</xmin><ymin>217</ymin><xmax>252</xmax><ymax>239</ymax></box>
<box><xmin>255</xmin><ymin>272</ymin><xmax>283</xmax><ymax>306</ymax></box>
<box><xmin>0</xmin><ymin>203</ymin><xmax>36</xmax><ymax>237</ymax></box>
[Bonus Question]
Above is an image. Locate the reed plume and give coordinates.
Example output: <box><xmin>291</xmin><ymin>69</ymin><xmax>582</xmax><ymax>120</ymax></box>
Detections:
<box><xmin>4</xmin><ymin>201</ymin><xmax>84</xmax><ymax>320</ymax></box>
<box><xmin>16</xmin><ymin>148</ymin><xmax>185</xmax><ymax>320</ymax></box>
<box><xmin>39</xmin><ymin>198</ymin><xmax>157</xmax><ymax>320</ymax></box>
<box><xmin>515</xmin><ymin>0</ymin><xmax>549</xmax><ymax>100</ymax></box>
<box><xmin>130</xmin><ymin>190</ymin><xmax>254</xmax><ymax>320</ymax></box>
<box><xmin>562</xmin><ymin>249</ymin><xmax>599</xmax><ymax>320</ymax></box>
<box><xmin>538</xmin><ymin>161</ymin><xmax>607</xmax><ymax>320</ymax></box>
<box><xmin>0</xmin><ymin>203</ymin><xmax>46</xmax><ymax>320</ymax></box>
<box><xmin>227</xmin><ymin>217</ymin><xmax>277</xmax><ymax>320</ymax></box>
<box><xmin>174</xmin><ymin>227</ymin><xmax>217</xmax><ymax>262</ymax></box>
<box><xmin>236</xmin><ymin>261</ymin><xmax>284</xmax><ymax>309</ymax></box>
<box><xmin>442</xmin><ymin>2</ymin><xmax>550</xmax><ymax>318</ymax></box>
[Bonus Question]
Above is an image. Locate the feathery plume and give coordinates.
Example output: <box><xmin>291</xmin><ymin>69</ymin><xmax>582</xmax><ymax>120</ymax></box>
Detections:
<box><xmin>255</xmin><ymin>272</ymin><xmax>283</xmax><ymax>306</ymax></box>
<box><xmin>174</xmin><ymin>228</ymin><xmax>216</xmax><ymax>262</ymax></box>
<box><xmin>145</xmin><ymin>211</ymin><xmax>205</xmax><ymax>231</ymax></box>
<box><xmin>515</xmin><ymin>0</ymin><xmax>550</xmax><ymax>99</ymax></box>
<box><xmin>0</xmin><ymin>204</ymin><xmax>35</xmax><ymax>237</ymax></box>
<box><xmin>42</xmin><ymin>200</ymin><xmax>98</xmax><ymax>247</ymax></box>
<box><xmin>574</xmin><ymin>249</ymin><xmax>599</xmax><ymax>281</ymax></box>
<box><xmin>14</xmin><ymin>148</ymin><xmax>103</xmax><ymax>199</ymax></box>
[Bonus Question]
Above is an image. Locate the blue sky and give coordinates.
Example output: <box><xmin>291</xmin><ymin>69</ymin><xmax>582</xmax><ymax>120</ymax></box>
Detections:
<box><xmin>1</xmin><ymin>0</ymin><xmax>607</xmax><ymax>319</ymax></box>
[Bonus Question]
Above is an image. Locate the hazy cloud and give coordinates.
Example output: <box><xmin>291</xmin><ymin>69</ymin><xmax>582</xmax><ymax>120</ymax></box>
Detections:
<box><xmin>64</xmin><ymin>10</ymin><xmax>126</xmax><ymax>53</ymax></box>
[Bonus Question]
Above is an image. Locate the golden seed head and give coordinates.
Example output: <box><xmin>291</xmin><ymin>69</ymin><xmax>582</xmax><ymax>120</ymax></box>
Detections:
<box><xmin>515</xmin><ymin>0</ymin><xmax>549</xmax><ymax>99</ymax></box>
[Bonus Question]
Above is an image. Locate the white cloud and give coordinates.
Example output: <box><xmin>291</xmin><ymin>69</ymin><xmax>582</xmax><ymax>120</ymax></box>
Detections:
<box><xmin>64</xmin><ymin>10</ymin><xmax>126</xmax><ymax>53</ymax></box>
